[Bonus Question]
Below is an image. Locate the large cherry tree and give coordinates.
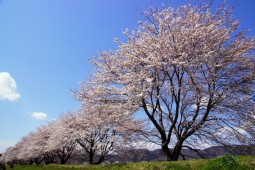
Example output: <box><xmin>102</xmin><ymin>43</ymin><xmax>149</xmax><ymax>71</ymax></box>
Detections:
<box><xmin>77</xmin><ymin>1</ymin><xmax>255</xmax><ymax>161</ymax></box>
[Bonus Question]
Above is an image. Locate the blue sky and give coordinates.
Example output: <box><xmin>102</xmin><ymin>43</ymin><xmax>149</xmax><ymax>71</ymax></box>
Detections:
<box><xmin>0</xmin><ymin>0</ymin><xmax>254</xmax><ymax>153</ymax></box>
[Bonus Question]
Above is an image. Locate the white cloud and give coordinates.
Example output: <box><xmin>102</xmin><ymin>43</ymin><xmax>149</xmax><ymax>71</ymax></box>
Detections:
<box><xmin>0</xmin><ymin>72</ymin><xmax>20</xmax><ymax>101</ymax></box>
<box><xmin>32</xmin><ymin>112</ymin><xmax>48</xmax><ymax>120</ymax></box>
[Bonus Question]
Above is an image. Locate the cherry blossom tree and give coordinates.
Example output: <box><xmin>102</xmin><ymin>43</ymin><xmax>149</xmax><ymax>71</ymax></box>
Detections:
<box><xmin>1</xmin><ymin>136</ymin><xmax>37</xmax><ymax>165</ymax></box>
<box><xmin>2</xmin><ymin>147</ymin><xmax>17</xmax><ymax>164</ymax></box>
<box><xmin>0</xmin><ymin>153</ymin><xmax>2</xmax><ymax>164</ymax></box>
<box><xmin>46</xmin><ymin>114</ymin><xmax>77</xmax><ymax>164</ymax></box>
<box><xmin>77</xmin><ymin>1</ymin><xmax>255</xmax><ymax>161</ymax></box>
<box><xmin>29</xmin><ymin>125</ymin><xmax>57</xmax><ymax>164</ymax></box>
<box><xmin>15</xmin><ymin>133</ymin><xmax>43</xmax><ymax>165</ymax></box>
<box><xmin>1</xmin><ymin>105</ymin><xmax>143</xmax><ymax>165</ymax></box>
<box><xmin>61</xmin><ymin>104</ymin><xmax>143</xmax><ymax>164</ymax></box>
<box><xmin>10</xmin><ymin>124</ymin><xmax>57</xmax><ymax>165</ymax></box>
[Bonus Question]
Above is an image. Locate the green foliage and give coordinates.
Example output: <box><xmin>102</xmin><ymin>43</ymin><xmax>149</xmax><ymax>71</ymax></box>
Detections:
<box><xmin>6</xmin><ymin>156</ymin><xmax>255</xmax><ymax>170</ymax></box>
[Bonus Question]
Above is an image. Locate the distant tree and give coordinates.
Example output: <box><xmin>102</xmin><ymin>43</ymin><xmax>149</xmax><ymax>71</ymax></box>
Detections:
<box><xmin>14</xmin><ymin>124</ymin><xmax>57</xmax><ymax>165</ymax></box>
<box><xmin>77</xmin><ymin>1</ymin><xmax>255</xmax><ymax>161</ymax></box>
<box><xmin>60</xmin><ymin>104</ymin><xmax>143</xmax><ymax>164</ymax></box>
<box><xmin>15</xmin><ymin>132</ymin><xmax>44</xmax><ymax>165</ymax></box>
<box><xmin>1</xmin><ymin>147</ymin><xmax>17</xmax><ymax>165</ymax></box>
<box><xmin>1</xmin><ymin>106</ymin><xmax>142</xmax><ymax>165</ymax></box>
<box><xmin>30</xmin><ymin>124</ymin><xmax>57</xmax><ymax>165</ymax></box>
<box><xmin>47</xmin><ymin>115</ymin><xmax>76</xmax><ymax>164</ymax></box>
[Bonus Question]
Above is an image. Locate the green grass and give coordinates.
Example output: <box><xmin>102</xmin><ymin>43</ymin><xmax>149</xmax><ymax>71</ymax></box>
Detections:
<box><xmin>5</xmin><ymin>155</ymin><xmax>255</xmax><ymax>170</ymax></box>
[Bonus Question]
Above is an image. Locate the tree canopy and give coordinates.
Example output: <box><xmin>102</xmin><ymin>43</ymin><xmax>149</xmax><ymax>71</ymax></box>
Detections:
<box><xmin>77</xmin><ymin>1</ymin><xmax>255</xmax><ymax>161</ymax></box>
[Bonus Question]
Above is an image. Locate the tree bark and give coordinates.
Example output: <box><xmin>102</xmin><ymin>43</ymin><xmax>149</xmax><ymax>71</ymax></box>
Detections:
<box><xmin>161</xmin><ymin>144</ymin><xmax>172</xmax><ymax>161</ymax></box>
<box><xmin>171</xmin><ymin>141</ymin><xmax>183</xmax><ymax>161</ymax></box>
<box><xmin>89</xmin><ymin>150</ymin><xmax>94</xmax><ymax>165</ymax></box>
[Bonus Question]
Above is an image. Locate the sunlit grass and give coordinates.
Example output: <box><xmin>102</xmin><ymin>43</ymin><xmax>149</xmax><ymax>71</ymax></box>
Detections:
<box><xmin>5</xmin><ymin>155</ymin><xmax>255</xmax><ymax>170</ymax></box>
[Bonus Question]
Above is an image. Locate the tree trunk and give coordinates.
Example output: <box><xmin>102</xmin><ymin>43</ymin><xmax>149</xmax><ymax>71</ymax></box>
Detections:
<box><xmin>95</xmin><ymin>156</ymin><xmax>105</xmax><ymax>164</ymax></box>
<box><xmin>171</xmin><ymin>141</ymin><xmax>183</xmax><ymax>161</ymax></box>
<box><xmin>44</xmin><ymin>153</ymin><xmax>55</xmax><ymax>165</ymax></box>
<box><xmin>161</xmin><ymin>144</ymin><xmax>172</xmax><ymax>161</ymax></box>
<box><xmin>60</xmin><ymin>159</ymin><xmax>66</xmax><ymax>164</ymax></box>
<box><xmin>162</xmin><ymin>141</ymin><xmax>184</xmax><ymax>161</ymax></box>
<box><xmin>89</xmin><ymin>150</ymin><xmax>94</xmax><ymax>165</ymax></box>
<box><xmin>58</xmin><ymin>152</ymin><xmax>67</xmax><ymax>164</ymax></box>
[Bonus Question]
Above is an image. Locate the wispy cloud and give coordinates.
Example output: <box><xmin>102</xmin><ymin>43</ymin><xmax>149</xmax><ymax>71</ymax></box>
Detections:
<box><xmin>0</xmin><ymin>72</ymin><xmax>20</xmax><ymax>101</ymax></box>
<box><xmin>31</xmin><ymin>112</ymin><xmax>48</xmax><ymax>120</ymax></box>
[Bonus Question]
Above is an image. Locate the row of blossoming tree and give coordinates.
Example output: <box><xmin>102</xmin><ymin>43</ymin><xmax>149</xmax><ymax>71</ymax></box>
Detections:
<box><xmin>0</xmin><ymin>104</ymin><xmax>143</xmax><ymax>165</ymax></box>
<box><xmin>1</xmin><ymin>0</ymin><xmax>254</xmax><ymax>165</ymax></box>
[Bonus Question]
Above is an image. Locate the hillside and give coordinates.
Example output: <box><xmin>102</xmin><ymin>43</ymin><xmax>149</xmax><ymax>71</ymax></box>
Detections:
<box><xmin>53</xmin><ymin>145</ymin><xmax>255</xmax><ymax>164</ymax></box>
<box><xmin>105</xmin><ymin>145</ymin><xmax>255</xmax><ymax>163</ymax></box>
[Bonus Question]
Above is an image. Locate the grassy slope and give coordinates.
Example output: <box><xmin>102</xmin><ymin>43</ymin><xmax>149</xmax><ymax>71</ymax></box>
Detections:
<box><xmin>6</xmin><ymin>155</ymin><xmax>255</xmax><ymax>170</ymax></box>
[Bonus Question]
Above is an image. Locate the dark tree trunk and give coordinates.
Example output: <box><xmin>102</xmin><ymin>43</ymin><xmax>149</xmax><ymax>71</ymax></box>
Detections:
<box><xmin>161</xmin><ymin>144</ymin><xmax>172</xmax><ymax>161</ymax></box>
<box><xmin>29</xmin><ymin>159</ymin><xmax>34</xmax><ymax>165</ymax></box>
<box><xmin>57</xmin><ymin>145</ymin><xmax>75</xmax><ymax>164</ymax></box>
<box><xmin>171</xmin><ymin>141</ymin><xmax>183</xmax><ymax>161</ymax></box>
<box><xmin>58</xmin><ymin>152</ymin><xmax>69</xmax><ymax>164</ymax></box>
<box><xmin>95</xmin><ymin>156</ymin><xmax>105</xmax><ymax>164</ymax></box>
<box><xmin>60</xmin><ymin>154</ymin><xmax>71</xmax><ymax>164</ymax></box>
<box><xmin>161</xmin><ymin>140</ymin><xmax>184</xmax><ymax>161</ymax></box>
<box><xmin>60</xmin><ymin>159</ymin><xmax>66</xmax><ymax>164</ymax></box>
<box><xmin>34</xmin><ymin>157</ymin><xmax>43</xmax><ymax>165</ymax></box>
<box><xmin>89</xmin><ymin>150</ymin><xmax>94</xmax><ymax>165</ymax></box>
<box><xmin>44</xmin><ymin>153</ymin><xmax>56</xmax><ymax>165</ymax></box>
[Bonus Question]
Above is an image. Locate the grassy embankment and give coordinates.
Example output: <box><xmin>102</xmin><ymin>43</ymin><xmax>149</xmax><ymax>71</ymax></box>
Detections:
<box><xmin>5</xmin><ymin>155</ymin><xmax>255</xmax><ymax>170</ymax></box>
